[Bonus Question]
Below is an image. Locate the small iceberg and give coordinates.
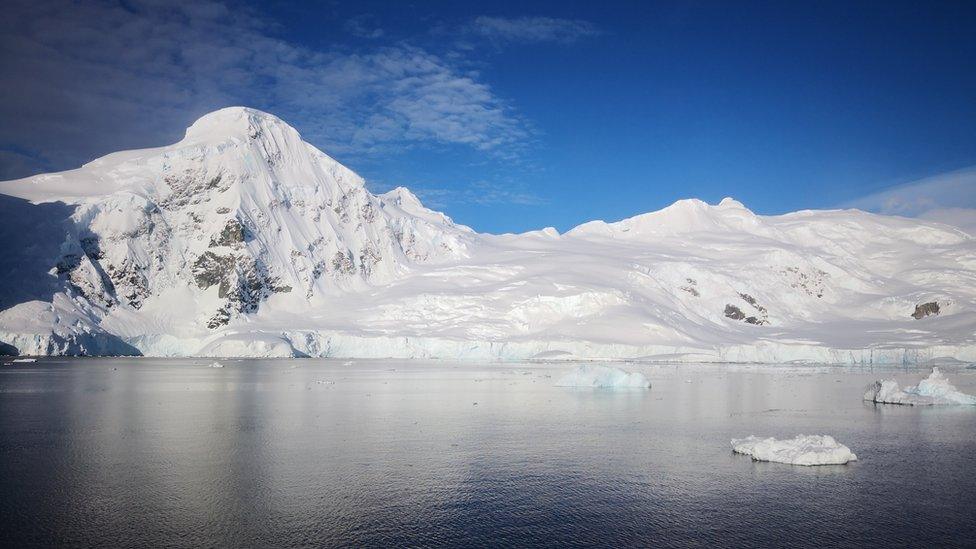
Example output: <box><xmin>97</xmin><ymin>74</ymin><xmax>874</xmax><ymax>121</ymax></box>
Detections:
<box><xmin>731</xmin><ymin>435</ymin><xmax>857</xmax><ymax>466</ymax></box>
<box><xmin>209</xmin><ymin>361</ymin><xmax>224</xmax><ymax>368</ymax></box>
<box><xmin>863</xmin><ymin>367</ymin><xmax>976</xmax><ymax>406</ymax></box>
<box><xmin>12</xmin><ymin>358</ymin><xmax>37</xmax><ymax>363</ymax></box>
<box><xmin>555</xmin><ymin>364</ymin><xmax>651</xmax><ymax>388</ymax></box>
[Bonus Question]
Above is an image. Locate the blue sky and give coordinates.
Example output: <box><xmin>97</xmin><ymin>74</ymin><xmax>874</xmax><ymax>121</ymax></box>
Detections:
<box><xmin>1</xmin><ymin>0</ymin><xmax>975</xmax><ymax>233</ymax></box>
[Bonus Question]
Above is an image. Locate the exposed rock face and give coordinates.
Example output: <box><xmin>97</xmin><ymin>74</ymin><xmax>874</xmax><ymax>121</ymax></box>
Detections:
<box><xmin>725</xmin><ymin>304</ymin><xmax>746</xmax><ymax>321</ymax></box>
<box><xmin>193</xmin><ymin>252</ymin><xmax>237</xmax><ymax>290</ymax></box>
<box><xmin>210</xmin><ymin>218</ymin><xmax>247</xmax><ymax>247</ymax></box>
<box><xmin>331</xmin><ymin>250</ymin><xmax>357</xmax><ymax>276</ymax></box>
<box><xmin>725</xmin><ymin>304</ymin><xmax>767</xmax><ymax>325</ymax></box>
<box><xmin>737</xmin><ymin>293</ymin><xmax>769</xmax><ymax>324</ymax></box>
<box><xmin>724</xmin><ymin>291</ymin><xmax>770</xmax><ymax>325</ymax></box>
<box><xmin>680</xmin><ymin>278</ymin><xmax>700</xmax><ymax>297</ymax></box>
<box><xmin>738</xmin><ymin>293</ymin><xmax>766</xmax><ymax>314</ymax></box>
<box><xmin>780</xmin><ymin>266</ymin><xmax>827</xmax><ymax>298</ymax></box>
<box><xmin>912</xmin><ymin>302</ymin><xmax>940</xmax><ymax>320</ymax></box>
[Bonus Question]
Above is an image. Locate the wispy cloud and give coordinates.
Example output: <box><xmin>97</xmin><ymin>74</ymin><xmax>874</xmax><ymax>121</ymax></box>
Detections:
<box><xmin>469</xmin><ymin>16</ymin><xmax>601</xmax><ymax>44</ymax></box>
<box><xmin>0</xmin><ymin>0</ymin><xmax>531</xmax><ymax>178</ymax></box>
<box><xmin>344</xmin><ymin>15</ymin><xmax>385</xmax><ymax>39</ymax></box>
<box><xmin>844</xmin><ymin>166</ymin><xmax>976</xmax><ymax>234</ymax></box>
<box><xmin>411</xmin><ymin>181</ymin><xmax>546</xmax><ymax>209</ymax></box>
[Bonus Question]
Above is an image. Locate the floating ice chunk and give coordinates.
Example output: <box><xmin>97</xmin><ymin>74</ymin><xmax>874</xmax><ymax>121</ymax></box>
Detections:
<box><xmin>12</xmin><ymin>358</ymin><xmax>37</xmax><ymax>363</ymax></box>
<box><xmin>863</xmin><ymin>379</ymin><xmax>922</xmax><ymax>405</ymax></box>
<box><xmin>864</xmin><ymin>367</ymin><xmax>976</xmax><ymax>406</ymax></box>
<box><xmin>912</xmin><ymin>368</ymin><xmax>976</xmax><ymax>404</ymax></box>
<box><xmin>209</xmin><ymin>361</ymin><xmax>224</xmax><ymax>368</ymax></box>
<box><xmin>555</xmin><ymin>364</ymin><xmax>651</xmax><ymax>388</ymax></box>
<box><xmin>731</xmin><ymin>434</ymin><xmax>857</xmax><ymax>466</ymax></box>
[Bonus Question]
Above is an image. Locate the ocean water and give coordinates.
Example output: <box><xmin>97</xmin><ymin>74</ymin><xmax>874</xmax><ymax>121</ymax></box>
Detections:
<box><xmin>1</xmin><ymin>358</ymin><xmax>974</xmax><ymax>548</ymax></box>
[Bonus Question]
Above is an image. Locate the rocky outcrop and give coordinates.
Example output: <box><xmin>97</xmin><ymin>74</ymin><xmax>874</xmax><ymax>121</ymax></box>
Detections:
<box><xmin>724</xmin><ymin>292</ymin><xmax>769</xmax><ymax>325</ymax></box>
<box><xmin>912</xmin><ymin>302</ymin><xmax>940</xmax><ymax>320</ymax></box>
<box><xmin>210</xmin><ymin>218</ymin><xmax>247</xmax><ymax>247</ymax></box>
<box><xmin>331</xmin><ymin>250</ymin><xmax>357</xmax><ymax>276</ymax></box>
<box><xmin>192</xmin><ymin>251</ymin><xmax>292</xmax><ymax>328</ymax></box>
<box><xmin>780</xmin><ymin>266</ymin><xmax>827</xmax><ymax>298</ymax></box>
<box><xmin>193</xmin><ymin>252</ymin><xmax>238</xmax><ymax>290</ymax></box>
<box><xmin>738</xmin><ymin>293</ymin><xmax>766</xmax><ymax>314</ymax></box>
<box><xmin>725</xmin><ymin>304</ymin><xmax>767</xmax><ymax>325</ymax></box>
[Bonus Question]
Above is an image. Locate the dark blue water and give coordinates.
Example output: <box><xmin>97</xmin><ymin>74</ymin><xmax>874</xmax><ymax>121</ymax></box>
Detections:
<box><xmin>1</xmin><ymin>359</ymin><xmax>975</xmax><ymax>548</ymax></box>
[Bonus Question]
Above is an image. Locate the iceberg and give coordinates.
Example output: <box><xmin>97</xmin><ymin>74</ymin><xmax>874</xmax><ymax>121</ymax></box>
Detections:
<box><xmin>208</xmin><ymin>361</ymin><xmax>224</xmax><ymax>368</ymax></box>
<box><xmin>731</xmin><ymin>435</ymin><xmax>857</xmax><ymax>466</ymax></box>
<box><xmin>555</xmin><ymin>364</ymin><xmax>651</xmax><ymax>388</ymax></box>
<box><xmin>863</xmin><ymin>367</ymin><xmax>976</xmax><ymax>405</ymax></box>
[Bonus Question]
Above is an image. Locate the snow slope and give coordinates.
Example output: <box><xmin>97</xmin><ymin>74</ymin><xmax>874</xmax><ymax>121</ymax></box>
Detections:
<box><xmin>1</xmin><ymin>107</ymin><xmax>975</xmax><ymax>360</ymax></box>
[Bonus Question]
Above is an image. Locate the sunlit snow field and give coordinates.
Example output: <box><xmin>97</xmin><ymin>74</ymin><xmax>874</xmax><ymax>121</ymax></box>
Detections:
<box><xmin>2</xmin><ymin>359</ymin><xmax>975</xmax><ymax>547</ymax></box>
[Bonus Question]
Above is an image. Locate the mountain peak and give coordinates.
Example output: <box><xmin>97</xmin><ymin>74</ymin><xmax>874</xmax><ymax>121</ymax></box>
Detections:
<box><xmin>566</xmin><ymin>197</ymin><xmax>761</xmax><ymax>238</ymax></box>
<box><xmin>382</xmin><ymin>187</ymin><xmax>424</xmax><ymax>209</ymax></box>
<box><xmin>381</xmin><ymin>186</ymin><xmax>469</xmax><ymax>231</ymax></box>
<box><xmin>183</xmin><ymin>107</ymin><xmax>294</xmax><ymax>143</ymax></box>
<box><xmin>718</xmin><ymin>197</ymin><xmax>746</xmax><ymax>209</ymax></box>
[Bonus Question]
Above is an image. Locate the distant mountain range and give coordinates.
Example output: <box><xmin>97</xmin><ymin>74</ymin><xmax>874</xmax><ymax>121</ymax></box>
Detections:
<box><xmin>1</xmin><ymin>107</ymin><xmax>973</xmax><ymax>362</ymax></box>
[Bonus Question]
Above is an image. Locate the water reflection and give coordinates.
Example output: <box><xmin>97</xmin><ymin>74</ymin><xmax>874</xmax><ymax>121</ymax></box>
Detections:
<box><xmin>1</xmin><ymin>359</ymin><xmax>974</xmax><ymax>547</ymax></box>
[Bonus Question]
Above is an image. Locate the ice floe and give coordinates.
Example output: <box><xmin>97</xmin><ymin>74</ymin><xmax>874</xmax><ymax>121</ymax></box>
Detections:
<box><xmin>555</xmin><ymin>364</ymin><xmax>651</xmax><ymax>388</ymax></box>
<box><xmin>731</xmin><ymin>434</ymin><xmax>857</xmax><ymax>466</ymax></box>
<box><xmin>863</xmin><ymin>367</ymin><xmax>976</xmax><ymax>406</ymax></box>
<box><xmin>209</xmin><ymin>361</ymin><xmax>224</xmax><ymax>368</ymax></box>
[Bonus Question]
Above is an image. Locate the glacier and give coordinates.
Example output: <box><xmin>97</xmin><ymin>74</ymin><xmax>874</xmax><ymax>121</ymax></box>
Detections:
<box><xmin>555</xmin><ymin>365</ymin><xmax>651</xmax><ymax>388</ymax></box>
<box><xmin>863</xmin><ymin>367</ymin><xmax>976</xmax><ymax>405</ymax></box>
<box><xmin>731</xmin><ymin>435</ymin><xmax>857</xmax><ymax>466</ymax></box>
<box><xmin>1</xmin><ymin>107</ymin><xmax>975</xmax><ymax>361</ymax></box>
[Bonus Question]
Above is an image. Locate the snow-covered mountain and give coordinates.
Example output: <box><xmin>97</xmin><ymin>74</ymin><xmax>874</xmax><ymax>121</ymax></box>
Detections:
<box><xmin>1</xmin><ymin>107</ymin><xmax>974</xmax><ymax>363</ymax></box>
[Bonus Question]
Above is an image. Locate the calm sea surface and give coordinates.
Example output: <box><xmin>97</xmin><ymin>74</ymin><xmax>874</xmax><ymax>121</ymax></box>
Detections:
<box><xmin>1</xmin><ymin>359</ymin><xmax>974</xmax><ymax>548</ymax></box>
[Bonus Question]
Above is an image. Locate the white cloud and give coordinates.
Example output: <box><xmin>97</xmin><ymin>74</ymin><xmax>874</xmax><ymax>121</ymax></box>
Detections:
<box><xmin>469</xmin><ymin>16</ymin><xmax>601</xmax><ymax>44</ymax></box>
<box><xmin>844</xmin><ymin>166</ymin><xmax>976</xmax><ymax>234</ymax></box>
<box><xmin>0</xmin><ymin>0</ymin><xmax>530</xmax><ymax>178</ymax></box>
